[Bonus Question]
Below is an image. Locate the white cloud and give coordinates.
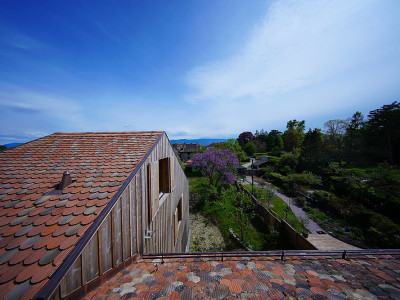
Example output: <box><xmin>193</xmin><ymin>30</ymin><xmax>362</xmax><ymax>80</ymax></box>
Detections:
<box><xmin>0</xmin><ymin>84</ymin><xmax>86</xmax><ymax>139</ymax></box>
<box><xmin>185</xmin><ymin>0</ymin><xmax>400</xmax><ymax>135</ymax></box>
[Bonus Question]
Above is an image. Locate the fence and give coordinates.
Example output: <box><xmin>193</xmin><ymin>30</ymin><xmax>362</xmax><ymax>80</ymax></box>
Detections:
<box><xmin>238</xmin><ymin>183</ymin><xmax>317</xmax><ymax>250</ymax></box>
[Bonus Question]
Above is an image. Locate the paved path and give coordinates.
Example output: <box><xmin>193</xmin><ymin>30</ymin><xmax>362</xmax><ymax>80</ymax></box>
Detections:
<box><xmin>307</xmin><ymin>234</ymin><xmax>360</xmax><ymax>250</ymax></box>
<box><xmin>241</xmin><ymin>159</ymin><xmax>254</xmax><ymax>168</ymax></box>
<box><xmin>244</xmin><ymin>176</ymin><xmax>361</xmax><ymax>250</ymax></box>
<box><xmin>245</xmin><ymin>176</ymin><xmax>323</xmax><ymax>233</ymax></box>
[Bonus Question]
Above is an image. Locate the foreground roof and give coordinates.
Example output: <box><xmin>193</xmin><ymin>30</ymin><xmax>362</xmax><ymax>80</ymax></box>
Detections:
<box><xmin>85</xmin><ymin>252</ymin><xmax>400</xmax><ymax>299</ymax></box>
<box><xmin>0</xmin><ymin>131</ymin><xmax>163</xmax><ymax>299</ymax></box>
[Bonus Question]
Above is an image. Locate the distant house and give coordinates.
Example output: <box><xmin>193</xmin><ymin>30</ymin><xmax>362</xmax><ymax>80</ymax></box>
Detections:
<box><xmin>253</xmin><ymin>159</ymin><xmax>270</xmax><ymax>169</ymax></box>
<box><xmin>171</xmin><ymin>143</ymin><xmax>183</xmax><ymax>157</ymax></box>
<box><xmin>178</xmin><ymin>142</ymin><xmax>201</xmax><ymax>162</ymax></box>
<box><xmin>0</xmin><ymin>131</ymin><xmax>189</xmax><ymax>299</ymax></box>
<box><xmin>236</xmin><ymin>164</ymin><xmax>247</xmax><ymax>176</ymax></box>
<box><xmin>206</xmin><ymin>142</ymin><xmax>225</xmax><ymax>150</ymax></box>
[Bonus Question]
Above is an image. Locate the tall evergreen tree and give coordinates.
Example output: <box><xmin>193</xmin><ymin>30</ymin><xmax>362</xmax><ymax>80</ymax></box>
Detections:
<box><xmin>366</xmin><ymin>101</ymin><xmax>400</xmax><ymax>164</ymax></box>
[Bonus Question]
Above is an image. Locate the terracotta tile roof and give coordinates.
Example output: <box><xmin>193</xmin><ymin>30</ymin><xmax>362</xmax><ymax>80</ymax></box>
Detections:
<box><xmin>180</xmin><ymin>143</ymin><xmax>200</xmax><ymax>153</ymax></box>
<box><xmin>0</xmin><ymin>131</ymin><xmax>163</xmax><ymax>299</ymax></box>
<box><xmin>84</xmin><ymin>253</ymin><xmax>400</xmax><ymax>299</ymax></box>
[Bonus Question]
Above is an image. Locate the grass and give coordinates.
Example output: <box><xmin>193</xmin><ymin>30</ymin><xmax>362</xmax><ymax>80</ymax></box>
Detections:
<box><xmin>303</xmin><ymin>206</ymin><xmax>328</xmax><ymax>223</ymax></box>
<box><xmin>188</xmin><ymin>176</ymin><xmax>208</xmax><ymax>193</ymax></box>
<box><xmin>201</xmin><ymin>192</ymin><xmax>268</xmax><ymax>250</ymax></box>
<box><xmin>242</xmin><ymin>184</ymin><xmax>303</xmax><ymax>233</ymax></box>
<box><xmin>188</xmin><ymin>172</ymin><xmax>286</xmax><ymax>250</ymax></box>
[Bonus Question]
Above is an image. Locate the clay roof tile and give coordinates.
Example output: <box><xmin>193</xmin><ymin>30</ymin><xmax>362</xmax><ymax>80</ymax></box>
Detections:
<box><xmin>0</xmin><ymin>131</ymin><xmax>163</xmax><ymax>299</ymax></box>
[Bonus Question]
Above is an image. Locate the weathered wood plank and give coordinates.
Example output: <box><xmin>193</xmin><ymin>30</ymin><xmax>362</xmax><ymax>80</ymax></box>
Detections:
<box><xmin>60</xmin><ymin>256</ymin><xmax>82</xmax><ymax>298</ymax></box>
<box><xmin>112</xmin><ymin>198</ymin><xmax>122</xmax><ymax>266</ymax></box>
<box><xmin>130</xmin><ymin>180</ymin><xmax>137</xmax><ymax>255</ymax></box>
<box><xmin>136</xmin><ymin>172</ymin><xmax>143</xmax><ymax>253</ymax></box>
<box><xmin>122</xmin><ymin>188</ymin><xmax>130</xmax><ymax>260</ymax></box>
<box><xmin>98</xmin><ymin>214</ymin><xmax>112</xmax><ymax>274</ymax></box>
<box><xmin>82</xmin><ymin>232</ymin><xmax>99</xmax><ymax>284</ymax></box>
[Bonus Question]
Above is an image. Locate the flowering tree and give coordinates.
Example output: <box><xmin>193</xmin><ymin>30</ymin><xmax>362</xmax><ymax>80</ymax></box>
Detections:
<box><xmin>191</xmin><ymin>149</ymin><xmax>239</xmax><ymax>186</ymax></box>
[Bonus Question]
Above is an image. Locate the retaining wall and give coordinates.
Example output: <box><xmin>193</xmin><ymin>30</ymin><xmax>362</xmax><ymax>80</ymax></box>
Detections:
<box><xmin>238</xmin><ymin>184</ymin><xmax>317</xmax><ymax>250</ymax></box>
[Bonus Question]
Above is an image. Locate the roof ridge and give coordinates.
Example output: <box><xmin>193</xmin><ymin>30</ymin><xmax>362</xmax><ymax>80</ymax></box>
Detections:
<box><xmin>52</xmin><ymin>131</ymin><xmax>164</xmax><ymax>136</ymax></box>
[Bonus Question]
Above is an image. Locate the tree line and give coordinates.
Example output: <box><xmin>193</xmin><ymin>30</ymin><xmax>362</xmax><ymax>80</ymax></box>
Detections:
<box><xmin>237</xmin><ymin>101</ymin><xmax>400</xmax><ymax>167</ymax></box>
<box><xmin>232</xmin><ymin>101</ymin><xmax>400</xmax><ymax>248</ymax></box>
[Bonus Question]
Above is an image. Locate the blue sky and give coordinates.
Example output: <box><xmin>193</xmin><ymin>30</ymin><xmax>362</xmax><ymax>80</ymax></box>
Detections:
<box><xmin>1</xmin><ymin>0</ymin><xmax>400</xmax><ymax>144</ymax></box>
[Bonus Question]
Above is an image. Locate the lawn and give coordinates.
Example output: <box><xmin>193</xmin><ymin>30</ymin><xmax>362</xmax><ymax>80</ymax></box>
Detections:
<box><xmin>242</xmin><ymin>183</ymin><xmax>303</xmax><ymax>233</ymax></box>
<box><xmin>201</xmin><ymin>190</ymin><xmax>270</xmax><ymax>250</ymax></box>
<box><xmin>188</xmin><ymin>176</ymin><xmax>208</xmax><ymax>193</ymax></box>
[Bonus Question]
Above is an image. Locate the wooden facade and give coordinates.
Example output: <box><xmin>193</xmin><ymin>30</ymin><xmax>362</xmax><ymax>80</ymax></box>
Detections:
<box><xmin>51</xmin><ymin>133</ymin><xmax>189</xmax><ymax>299</ymax></box>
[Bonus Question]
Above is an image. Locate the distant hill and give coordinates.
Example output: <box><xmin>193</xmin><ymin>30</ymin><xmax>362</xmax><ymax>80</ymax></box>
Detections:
<box><xmin>4</xmin><ymin>143</ymin><xmax>23</xmax><ymax>149</ymax></box>
<box><xmin>170</xmin><ymin>139</ymin><xmax>228</xmax><ymax>146</ymax></box>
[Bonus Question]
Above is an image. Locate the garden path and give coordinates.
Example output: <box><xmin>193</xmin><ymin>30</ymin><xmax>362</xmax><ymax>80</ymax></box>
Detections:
<box><xmin>244</xmin><ymin>176</ymin><xmax>361</xmax><ymax>250</ymax></box>
<box><xmin>245</xmin><ymin>176</ymin><xmax>323</xmax><ymax>233</ymax></box>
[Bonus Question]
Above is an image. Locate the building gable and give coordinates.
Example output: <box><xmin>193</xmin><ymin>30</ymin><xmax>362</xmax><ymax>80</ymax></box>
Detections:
<box><xmin>0</xmin><ymin>131</ymin><xmax>172</xmax><ymax>299</ymax></box>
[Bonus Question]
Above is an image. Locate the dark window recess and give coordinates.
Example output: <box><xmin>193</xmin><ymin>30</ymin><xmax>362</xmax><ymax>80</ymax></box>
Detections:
<box><xmin>178</xmin><ymin>197</ymin><xmax>183</xmax><ymax>222</ymax></box>
<box><xmin>174</xmin><ymin>196</ymin><xmax>183</xmax><ymax>244</ymax></box>
<box><xmin>159</xmin><ymin>158</ymin><xmax>170</xmax><ymax>196</ymax></box>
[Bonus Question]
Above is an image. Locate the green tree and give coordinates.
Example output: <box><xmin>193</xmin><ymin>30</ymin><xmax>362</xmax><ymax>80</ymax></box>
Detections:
<box><xmin>368</xmin><ymin>163</ymin><xmax>400</xmax><ymax>220</ymax></box>
<box><xmin>324</xmin><ymin>119</ymin><xmax>347</xmax><ymax>165</ymax></box>
<box><xmin>238</xmin><ymin>131</ymin><xmax>254</xmax><ymax>148</ymax></box>
<box><xmin>232</xmin><ymin>189</ymin><xmax>254</xmax><ymax>242</ymax></box>
<box><xmin>301</xmin><ymin>128</ymin><xmax>325</xmax><ymax>167</ymax></box>
<box><xmin>254</xmin><ymin>129</ymin><xmax>268</xmax><ymax>153</ymax></box>
<box><xmin>284</xmin><ymin>120</ymin><xmax>305</xmax><ymax>152</ymax></box>
<box><xmin>366</xmin><ymin>101</ymin><xmax>400</xmax><ymax>164</ymax></box>
<box><xmin>287</xmin><ymin>120</ymin><xmax>306</xmax><ymax>133</ymax></box>
<box><xmin>216</xmin><ymin>139</ymin><xmax>248</xmax><ymax>162</ymax></box>
<box><xmin>283</xmin><ymin>129</ymin><xmax>300</xmax><ymax>152</ymax></box>
<box><xmin>244</xmin><ymin>141</ymin><xmax>257</xmax><ymax>156</ymax></box>
<box><xmin>344</xmin><ymin>111</ymin><xmax>365</xmax><ymax>163</ymax></box>
<box><xmin>278</xmin><ymin>151</ymin><xmax>299</xmax><ymax>172</ymax></box>
<box><xmin>266</xmin><ymin>130</ymin><xmax>283</xmax><ymax>154</ymax></box>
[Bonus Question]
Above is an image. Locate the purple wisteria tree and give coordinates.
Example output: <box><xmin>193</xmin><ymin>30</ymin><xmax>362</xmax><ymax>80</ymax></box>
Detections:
<box><xmin>191</xmin><ymin>149</ymin><xmax>239</xmax><ymax>187</ymax></box>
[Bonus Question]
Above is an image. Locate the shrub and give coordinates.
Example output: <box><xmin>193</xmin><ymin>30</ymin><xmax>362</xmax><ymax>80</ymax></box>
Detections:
<box><xmin>279</xmin><ymin>165</ymin><xmax>292</xmax><ymax>175</ymax></box>
<box><xmin>295</xmin><ymin>196</ymin><xmax>306</xmax><ymax>207</ymax></box>
<box><xmin>311</xmin><ymin>190</ymin><xmax>335</xmax><ymax>208</ymax></box>
<box><xmin>278</xmin><ymin>152</ymin><xmax>299</xmax><ymax>170</ymax></box>
<box><xmin>286</xmin><ymin>172</ymin><xmax>322</xmax><ymax>187</ymax></box>
<box><xmin>260</xmin><ymin>166</ymin><xmax>274</xmax><ymax>179</ymax></box>
<box><xmin>269</xmin><ymin>172</ymin><xmax>286</xmax><ymax>186</ymax></box>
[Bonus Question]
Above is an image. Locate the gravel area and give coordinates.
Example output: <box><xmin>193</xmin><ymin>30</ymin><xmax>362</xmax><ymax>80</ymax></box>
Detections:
<box><xmin>189</xmin><ymin>213</ymin><xmax>225</xmax><ymax>252</ymax></box>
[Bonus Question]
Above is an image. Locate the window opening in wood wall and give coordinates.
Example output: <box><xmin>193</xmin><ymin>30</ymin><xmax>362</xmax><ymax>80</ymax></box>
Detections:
<box><xmin>174</xmin><ymin>195</ymin><xmax>183</xmax><ymax>244</ymax></box>
<box><xmin>159</xmin><ymin>158</ymin><xmax>170</xmax><ymax>198</ymax></box>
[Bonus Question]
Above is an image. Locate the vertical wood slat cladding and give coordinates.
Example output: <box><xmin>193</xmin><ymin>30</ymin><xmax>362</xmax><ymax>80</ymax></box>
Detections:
<box><xmin>130</xmin><ymin>180</ymin><xmax>137</xmax><ymax>256</ymax></box>
<box><xmin>98</xmin><ymin>215</ymin><xmax>112</xmax><ymax>274</ymax></box>
<box><xmin>60</xmin><ymin>256</ymin><xmax>82</xmax><ymax>298</ymax></box>
<box><xmin>112</xmin><ymin>198</ymin><xmax>122</xmax><ymax>266</ymax></box>
<box><xmin>82</xmin><ymin>232</ymin><xmax>99</xmax><ymax>284</ymax></box>
<box><xmin>57</xmin><ymin>133</ymin><xmax>189</xmax><ymax>298</ymax></box>
<box><xmin>121</xmin><ymin>188</ymin><xmax>131</xmax><ymax>260</ymax></box>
